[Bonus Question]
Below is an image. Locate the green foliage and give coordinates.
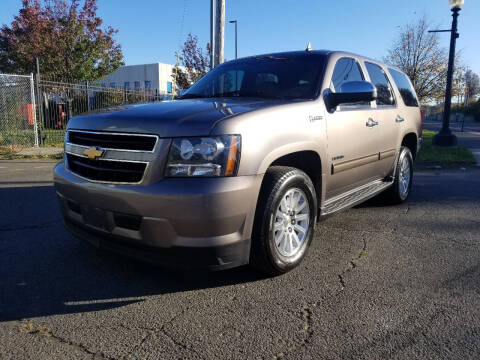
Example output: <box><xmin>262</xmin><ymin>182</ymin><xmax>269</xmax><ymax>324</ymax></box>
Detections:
<box><xmin>0</xmin><ymin>0</ymin><xmax>124</xmax><ymax>81</ymax></box>
<box><xmin>172</xmin><ymin>33</ymin><xmax>210</xmax><ymax>90</ymax></box>
<box><xmin>92</xmin><ymin>89</ymin><xmax>125</xmax><ymax>109</ymax></box>
<box><xmin>464</xmin><ymin>100</ymin><xmax>480</xmax><ymax>122</ymax></box>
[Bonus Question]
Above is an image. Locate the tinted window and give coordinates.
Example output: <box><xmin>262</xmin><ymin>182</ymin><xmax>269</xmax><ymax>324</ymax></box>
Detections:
<box><xmin>182</xmin><ymin>55</ymin><xmax>325</xmax><ymax>100</ymax></box>
<box><xmin>331</xmin><ymin>58</ymin><xmax>364</xmax><ymax>92</ymax></box>
<box><xmin>365</xmin><ymin>62</ymin><xmax>395</xmax><ymax>106</ymax></box>
<box><xmin>388</xmin><ymin>68</ymin><xmax>419</xmax><ymax>107</ymax></box>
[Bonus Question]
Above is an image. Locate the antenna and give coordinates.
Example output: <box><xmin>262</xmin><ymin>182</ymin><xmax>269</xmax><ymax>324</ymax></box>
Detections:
<box><xmin>306</xmin><ymin>42</ymin><xmax>312</xmax><ymax>51</ymax></box>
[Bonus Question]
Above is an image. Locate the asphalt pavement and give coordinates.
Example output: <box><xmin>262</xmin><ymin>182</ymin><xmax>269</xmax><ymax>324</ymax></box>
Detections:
<box><xmin>0</xmin><ymin>160</ymin><xmax>479</xmax><ymax>359</ymax></box>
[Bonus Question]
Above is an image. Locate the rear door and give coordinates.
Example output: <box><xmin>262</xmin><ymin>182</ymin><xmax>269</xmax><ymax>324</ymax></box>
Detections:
<box><xmin>324</xmin><ymin>57</ymin><xmax>382</xmax><ymax>199</ymax></box>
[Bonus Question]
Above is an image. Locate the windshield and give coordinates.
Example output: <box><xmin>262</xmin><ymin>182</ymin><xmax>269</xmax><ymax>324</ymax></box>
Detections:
<box><xmin>181</xmin><ymin>54</ymin><xmax>326</xmax><ymax>100</ymax></box>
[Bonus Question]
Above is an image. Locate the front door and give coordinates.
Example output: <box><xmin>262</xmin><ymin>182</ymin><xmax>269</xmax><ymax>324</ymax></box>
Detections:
<box><xmin>324</xmin><ymin>57</ymin><xmax>382</xmax><ymax>199</ymax></box>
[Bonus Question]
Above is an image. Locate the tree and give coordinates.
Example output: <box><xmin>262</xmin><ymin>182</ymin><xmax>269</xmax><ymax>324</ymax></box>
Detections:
<box><xmin>465</xmin><ymin>69</ymin><xmax>480</xmax><ymax>102</ymax></box>
<box><xmin>0</xmin><ymin>0</ymin><xmax>124</xmax><ymax>80</ymax></box>
<box><xmin>384</xmin><ymin>16</ymin><xmax>463</xmax><ymax>104</ymax></box>
<box><xmin>172</xmin><ymin>33</ymin><xmax>210</xmax><ymax>90</ymax></box>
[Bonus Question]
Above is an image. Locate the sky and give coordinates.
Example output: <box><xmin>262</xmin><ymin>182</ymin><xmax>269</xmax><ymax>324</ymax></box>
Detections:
<box><xmin>1</xmin><ymin>0</ymin><xmax>479</xmax><ymax>75</ymax></box>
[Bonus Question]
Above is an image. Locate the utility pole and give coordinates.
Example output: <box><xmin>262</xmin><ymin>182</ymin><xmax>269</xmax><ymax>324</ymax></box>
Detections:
<box><xmin>210</xmin><ymin>0</ymin><xmax>215</xmax><ymax>69</ymax></box>
<box><xmin>229</xmin><ymin>20</ymin><xmax>238</xmax><ymax>59</ymax></box>
<box><xmin>214</xmin><ymin>0</ymin><xmax>225</xmax><ymax>67</ymax></box>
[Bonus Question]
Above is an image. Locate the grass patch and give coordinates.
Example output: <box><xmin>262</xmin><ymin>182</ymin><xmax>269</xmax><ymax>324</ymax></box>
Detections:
<box><xmin>418</xmin><ymin>129</ymin><xmax>476</xmax><ymax>166</ymax></box>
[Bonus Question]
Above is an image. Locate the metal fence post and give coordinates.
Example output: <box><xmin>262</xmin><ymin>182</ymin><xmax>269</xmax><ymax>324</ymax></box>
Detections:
<box><xmin>30</xmin><ymin>73</ymin><xmax>39</xmax><ymax>147</ymax></box>
<box><xmin>35</xmin><ymin>57</ymin><xmax>44</xmax><ymax>145</ymax></box>
<box><xmin>86</xmin><ymin>80</ymin><xmax>91</xmax><ymax>112</ymax></box>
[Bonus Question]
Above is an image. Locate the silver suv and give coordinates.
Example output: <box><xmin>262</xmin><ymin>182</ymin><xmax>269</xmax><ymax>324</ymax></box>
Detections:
<box><xmin>54</xmin><ymin>50</ymin><xmax>422</xmax><ymax>275</ymax></box>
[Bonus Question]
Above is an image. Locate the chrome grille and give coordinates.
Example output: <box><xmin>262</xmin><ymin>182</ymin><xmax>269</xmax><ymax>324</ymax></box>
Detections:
<box><xmin>67</xmin><ymin>130</ymin><xmax>157</xmax><ymax>152</ymax></box>
<box><xmin>65</xmin><ymin>130</ymin><xmax>159</xmax><ymax>184</ymax></box>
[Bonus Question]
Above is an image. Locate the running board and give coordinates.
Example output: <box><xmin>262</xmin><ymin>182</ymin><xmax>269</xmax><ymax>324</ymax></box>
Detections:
<box><xmin>321</xmin><ymin>179</ymin><xmax>394</xmax><ymax>216</ymax></box>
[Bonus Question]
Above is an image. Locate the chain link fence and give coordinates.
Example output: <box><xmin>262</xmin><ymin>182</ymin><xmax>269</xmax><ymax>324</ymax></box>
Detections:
<box><xmin>0</xmin><ymin>74</ymin><xmax>38</xmax><ymax>148</ymax></box>
<box><xmin>0</xmin><ymin>73</ymin><xmax>169</xmax><ymax>149</ymax></box>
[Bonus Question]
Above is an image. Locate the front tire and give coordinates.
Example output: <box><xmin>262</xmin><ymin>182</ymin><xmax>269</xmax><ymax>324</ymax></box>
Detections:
<box><xmin>387</xmin><ymin>146</ymin><xmax>413</xmax><ymax>204</ymax></box>
<box><xmin>250</xmin><ymin>166</ymin><xmax>317</xmax><ymax>275</ymax></box>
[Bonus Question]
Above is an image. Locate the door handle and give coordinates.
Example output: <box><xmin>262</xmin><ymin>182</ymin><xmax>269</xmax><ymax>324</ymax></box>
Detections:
<box><xmin>395</xmin><ymin>115</ymin><xmax>405</xmax><ymax>123</ymax></box>
<box><xmin>366</xmin><ymin>118</ymin><xmax>378</xmax><ymax>127</ymax></box>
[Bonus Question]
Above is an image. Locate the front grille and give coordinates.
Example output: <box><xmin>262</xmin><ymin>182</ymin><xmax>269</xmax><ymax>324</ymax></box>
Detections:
<box><xmin>67</xmin><ymin>154</ymin><xmax>146</xmax><ymax>183</ymax></box>
<box><xmin>65</xmin><ymin>130</ymin><xmax>158</xmax><ymax>184</ymax></box>
<box><xmin>68</xmin><ymin>130</ymin><xmax>157</xmax><ymax>151</ymax></box>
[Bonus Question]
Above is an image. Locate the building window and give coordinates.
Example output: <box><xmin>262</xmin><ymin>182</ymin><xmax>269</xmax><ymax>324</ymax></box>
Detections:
<box><xmin>134</xmin><ymin>81</ymin><xmax>140</xmax><ymax>89</ymax></box>
<box><xmin>124</xmin><ymin>81</ymin><xmax>130</xmax><ymax>89</ymax></box>
<box><xmin>110</xmin><ymin>82</ymin><xmax>116</xmax><ymax>88</ymax></box>
<box><xmin>101</xmin><ymin>83</ymin><xmax>106</xmax><ymax>88</ymax></box>
<box><xmin>167</xmin><ymin>81</ymin><xmax>172</xmax><ymax>94</ymax></box>
<box><xmin>145</xmin><ymin>81</ymin><xmax>151</xmax><ymax>89</ymax></box>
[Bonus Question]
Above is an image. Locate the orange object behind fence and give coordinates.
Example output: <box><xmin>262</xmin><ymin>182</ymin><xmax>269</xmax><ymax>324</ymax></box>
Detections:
<box><xmin>20</xmin><ymin>104</ymin><xmax>37</xmax><ymax>125</ymax></box>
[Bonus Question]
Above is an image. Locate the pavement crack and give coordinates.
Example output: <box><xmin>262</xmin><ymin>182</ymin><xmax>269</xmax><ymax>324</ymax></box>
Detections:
<box><xmin>18</xmin><ymin>320</ymin><xmax>118</xmax><ymax>360</ymax></box>
<box><xmin>337</xmin><ymin>239</ymin><xmax>368</xmax><ymax>293</ymax></box>
<box><xmin>159</xmin><ymin>325</ymin><xmax>205</xmax><ymax>360</ymax></box>
<box><xmin>274</xmin><ymin>306</ymin><xmax>314</xmax><ymax>359</ymax></box>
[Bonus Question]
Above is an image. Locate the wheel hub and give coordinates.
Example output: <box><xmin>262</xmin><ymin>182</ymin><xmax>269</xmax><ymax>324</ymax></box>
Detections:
<box><xmin>273</xmin><ymin>188</ymin><xmax>310</xmax><ymax>257</ymax></box>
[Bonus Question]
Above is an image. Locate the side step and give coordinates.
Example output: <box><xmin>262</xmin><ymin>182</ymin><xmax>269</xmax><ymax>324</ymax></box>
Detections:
<box><xmin>321</xmin><ymin>179</ymin><xmax>394</xmax><ymax>216</ymax></box>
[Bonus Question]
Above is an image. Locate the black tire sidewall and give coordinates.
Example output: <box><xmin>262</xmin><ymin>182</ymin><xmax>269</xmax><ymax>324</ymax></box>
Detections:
<box><xmin>263</xmin><ymin>172</ymin><xmax>317</xmax><ymax>272</ymax></box>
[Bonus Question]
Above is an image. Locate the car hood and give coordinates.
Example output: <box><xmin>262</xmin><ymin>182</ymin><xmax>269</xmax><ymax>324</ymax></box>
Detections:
<box><xmin>67</xmin><ymin>98</ymin><xmax>286</xmax><ymax>137</ymax></box>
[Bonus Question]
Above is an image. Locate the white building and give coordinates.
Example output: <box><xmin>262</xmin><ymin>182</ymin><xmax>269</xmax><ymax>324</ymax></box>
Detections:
<box><xmin>100</xmin><ymin>63</ymin><xmax>179</xmax><ymax>94</ymax></box>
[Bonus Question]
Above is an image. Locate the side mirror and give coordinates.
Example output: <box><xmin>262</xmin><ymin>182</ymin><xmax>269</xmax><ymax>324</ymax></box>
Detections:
<box><xmin>325</xmin><ymin>81</ymin><xmax>377</xmax><ymax>112</ymax></box>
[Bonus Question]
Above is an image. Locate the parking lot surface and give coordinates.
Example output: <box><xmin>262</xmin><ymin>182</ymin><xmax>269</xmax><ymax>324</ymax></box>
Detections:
<box><xmin>0</xmin><ymin>160</ymin><xmax>479</xmax><ymax>359</ymax></box>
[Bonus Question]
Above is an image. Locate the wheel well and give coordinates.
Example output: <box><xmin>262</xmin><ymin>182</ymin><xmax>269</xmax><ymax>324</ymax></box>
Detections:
<box><xmin>269</xmin><ymin>151</ymin><xmax>322</xmax><ymax>201</ymax></box>
<box><xmin>402</xmin><ymin>133</ymin><xmax>418</xmax><ymax>160</ymax></box>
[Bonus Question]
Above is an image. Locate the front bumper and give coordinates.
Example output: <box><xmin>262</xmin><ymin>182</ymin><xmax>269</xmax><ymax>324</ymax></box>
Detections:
<box><xmin>54</xmin><ymin>163</ymin><xmax>263</xmax><ymax>270</ymax></box>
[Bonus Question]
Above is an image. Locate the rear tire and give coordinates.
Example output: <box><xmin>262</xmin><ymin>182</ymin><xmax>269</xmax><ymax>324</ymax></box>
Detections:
<box><xmin>250</xmin><ymin>166</ymin><xmax>317</xmax><ymax>275</ymax></box>
<box><xmin>386</xmin><ymin>146</ymin><xmax>413</xmax><ymax>204</ymax></box>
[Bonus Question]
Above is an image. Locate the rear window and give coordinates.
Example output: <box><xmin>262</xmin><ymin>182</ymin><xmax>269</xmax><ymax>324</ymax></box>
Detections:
<box><xmin>388</xmin><ymin>69</ymin><xmax>419</xmax><ymax>107</ymax></box>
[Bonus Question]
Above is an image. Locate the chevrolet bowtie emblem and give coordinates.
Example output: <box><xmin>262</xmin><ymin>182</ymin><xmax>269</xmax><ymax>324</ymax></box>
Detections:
<box><xmin>83</xmin><ymin>146</ymin><xmax>105</xmax><ymax>160</ymax></box>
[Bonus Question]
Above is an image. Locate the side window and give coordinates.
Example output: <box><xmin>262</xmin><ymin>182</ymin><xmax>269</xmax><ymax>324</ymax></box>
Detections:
<box><xmin>388</xmin><ymin>68</ymin><xmax>419</xmax><ymax>107</ymax></box>
<box><xmin>331</xmin><ymin>58</ymin><xmax>364</xmax><ymax>92</ymax></box>
<box><xmin>365</xmin><ymin>62</ymin><xmax>395</xmax><ymax>106</ymax></box>
<box><xmin>217</xmin><ymin>70</ymin><xmax>245</xmax><ymax>94</ymax></box>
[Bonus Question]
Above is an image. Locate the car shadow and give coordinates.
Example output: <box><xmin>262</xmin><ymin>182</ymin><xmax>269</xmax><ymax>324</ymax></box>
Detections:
<box><xmin>0</xmin><ymin>185</ymin><xmax>267</xmax><ymax>322</ymax></box>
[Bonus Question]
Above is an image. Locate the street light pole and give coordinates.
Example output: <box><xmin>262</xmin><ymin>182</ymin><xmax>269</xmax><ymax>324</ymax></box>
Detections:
<box><xmin>431</xmin><ymin>1</ymin><xmax>464</xmax><ymax>147</ymax></box>
<box><xmin>210</xmin><ymin>0</ymin><xmax>215</xmax><ymax>69</ymax></box>
<box><xmin>229</xmin><ymin>20</ymin><xmax>238</xmax><ymax>59</ymax></box>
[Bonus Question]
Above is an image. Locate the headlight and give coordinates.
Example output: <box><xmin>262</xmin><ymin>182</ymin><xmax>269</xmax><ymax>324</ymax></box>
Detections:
<box><xmin>166</xmin><ymin>135</ymin><xmax>241</xmax><ymax>177</ymax></box>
